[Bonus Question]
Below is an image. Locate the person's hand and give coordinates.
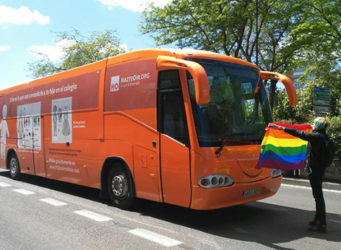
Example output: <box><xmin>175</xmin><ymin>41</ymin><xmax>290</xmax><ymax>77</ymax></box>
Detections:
<box><xmin>268</xmin><ymin>123</ymin><xmax>284</xmax><ymax>130</ymax></box>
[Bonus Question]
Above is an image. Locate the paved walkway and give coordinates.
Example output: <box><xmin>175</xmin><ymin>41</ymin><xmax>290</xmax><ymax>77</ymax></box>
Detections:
<box><xmin>282</xmin><ymin>177</ymin><xmax>341</xmax><ymax>191</ymax></box>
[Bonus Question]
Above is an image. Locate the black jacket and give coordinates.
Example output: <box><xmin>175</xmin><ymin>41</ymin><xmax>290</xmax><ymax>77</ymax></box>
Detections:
<box><xmin>284</xmin><ymin>127</ymin><xmax>327</xmax><ymax>170</ymax></box>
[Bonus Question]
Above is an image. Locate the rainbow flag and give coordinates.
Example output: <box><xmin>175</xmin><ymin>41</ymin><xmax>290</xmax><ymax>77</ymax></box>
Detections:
<box><xmin>255</xmin><ymin>123</ymin><xmax>312</xmax><ymax>170</ymax></box>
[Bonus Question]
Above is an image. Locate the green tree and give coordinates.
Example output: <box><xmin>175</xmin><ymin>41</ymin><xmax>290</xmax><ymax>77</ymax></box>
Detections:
<box><xmin>141</xmin><ymin>0</ymin><xmax>304</xmax><ymax>108</ymax></box>
<box><xmin>141</xmin><ymin>0</ymin><xmax>301</xmax><ymax>66</ymax></box>
<box><xmin>274</xmin><ymin>80</ymin><xmax>341</xmax><ymax>158</ymax></box>
<box><xmin>29</xmin><ymin>29</ymin><xmax>126</xmax><ymax>78</ymax></box>
<box><xmin>274</xmin><ymin>79</ymin><xmax>340</xmax><ymax>121</ymax></box>
<box><xmin>289</xmin><ymin>0</ymin><xmax>341</xmax><ymax>93</ymax></box>
<box><xmin>273</xmin><ymin>83</ymin><xmax>315</xmax><ymax>123</ymax></box>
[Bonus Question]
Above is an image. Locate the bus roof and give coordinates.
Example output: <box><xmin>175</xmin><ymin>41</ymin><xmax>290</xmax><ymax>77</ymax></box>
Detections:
<box><xmin>1</xmin><ymin>49</ymin><xmax>259</xmax><ymax>94</ymax></box>
<box><xmin>106</xmin><ymin>49</ymin><xmax>258</xmax><ymax>69</ymax></box>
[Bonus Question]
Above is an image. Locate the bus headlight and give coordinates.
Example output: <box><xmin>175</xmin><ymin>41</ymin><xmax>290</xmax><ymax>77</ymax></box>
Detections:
<box><xmin>198</xmin><ymin>174</ymin><xmax>234</xmax><ymax>188</ymax></box>
<box><xmin>271</xmin><ymin>169</ymin><xmax>282</xmax><ymax>178</ymax></box>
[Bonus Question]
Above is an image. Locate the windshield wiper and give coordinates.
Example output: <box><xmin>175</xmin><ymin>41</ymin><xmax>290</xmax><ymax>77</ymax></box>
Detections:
<box><xmin>215</xmin><ymin>138</ymin><xmax>228</xmax><ymax>156</ymax></box>
<box><xmin>215</xmin><ymin>134</ymin><xmax>255</xmax><ymax>156</ymax></box>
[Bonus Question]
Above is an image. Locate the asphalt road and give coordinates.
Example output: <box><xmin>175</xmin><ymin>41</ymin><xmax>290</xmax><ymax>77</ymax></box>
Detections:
<box><xmin>0</xmin><ymin>169</ymin><xmax>340</xmax><ymax>250</ymax></box>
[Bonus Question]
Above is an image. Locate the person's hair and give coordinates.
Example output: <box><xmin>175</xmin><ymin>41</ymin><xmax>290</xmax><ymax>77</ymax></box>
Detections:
<box><xmin>313</xmin><ymin>117</ymin><xmax>330</xmax><ymax>130</ymax></box>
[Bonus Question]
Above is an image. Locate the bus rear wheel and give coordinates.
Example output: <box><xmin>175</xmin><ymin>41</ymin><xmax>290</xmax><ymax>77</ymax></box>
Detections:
<box><xmin>9</xmin><ymin>154</ymin><xmax>21</xmax><ymax>180</ymax></box>
<box><xmin>107</xmin><ymin>164</ymin><xmax>135</xmax><ymax>209</ymax></box>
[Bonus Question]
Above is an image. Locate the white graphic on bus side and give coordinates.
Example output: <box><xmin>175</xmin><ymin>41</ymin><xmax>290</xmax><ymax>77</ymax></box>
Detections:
<box><xmin>0</xmin><ymin>105</ymin><xmax>9</xmax><ymax>159</ymax></box>
<box><xmin>52</xmin><ymin>97</ymin><xmax>72</xmax><ymax>144</ymax></box>
<box><xmin>110</xmin><ymin>76</ymin><xmax>120</xmax><ymax>92</ymax></box>
<box><xmin>17</xmin><ymin>102</ymin><xmax>41</xmax><ymax>150</ymax></box>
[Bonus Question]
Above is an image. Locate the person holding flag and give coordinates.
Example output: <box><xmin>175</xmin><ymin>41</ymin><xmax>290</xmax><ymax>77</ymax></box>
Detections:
<box><xmin>269</xmin><ymin>117</ymin><xmax>330</xmax><ymax>233</ymax></box>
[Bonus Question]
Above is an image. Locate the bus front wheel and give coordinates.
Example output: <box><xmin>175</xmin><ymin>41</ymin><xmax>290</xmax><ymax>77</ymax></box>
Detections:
<box><xmin>9</xmin><ymin>154</ymin><xmax>21</xmax><ymax>180</ymax></box>
<box><xmin>107</xmin><ymin>164</ymin><xmax>136</xmax><ymax>209</ymax></box>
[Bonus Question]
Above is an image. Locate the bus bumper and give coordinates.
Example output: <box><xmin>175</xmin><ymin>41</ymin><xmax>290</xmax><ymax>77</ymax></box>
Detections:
<box><xmin>190</xmin><ymin>176</ymin><xmax>282</xmax><ymax>210</ymax></box>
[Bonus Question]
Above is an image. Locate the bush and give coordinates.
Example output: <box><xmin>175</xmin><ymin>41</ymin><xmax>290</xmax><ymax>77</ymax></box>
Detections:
<box><xmin>273</xmin><ymin>81</ymin><xmax>340</xmax><ymax>160</ymax></box>
<box><xmin>273</xmin><ymin>83</ymin><xmax>315</xmax><ymax>122</ymax></box>
<box><xmin>328</xmin><ymin>116</ymin><xmax>341</xmax><ymax>159</ymax></box>
<box><xmin>273</xmin><ymin>79</ymin><xmax>340</xmax><ymax>123</ymax></box>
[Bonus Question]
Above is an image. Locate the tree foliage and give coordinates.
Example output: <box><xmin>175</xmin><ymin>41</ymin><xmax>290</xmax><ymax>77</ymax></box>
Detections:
<box><xmin>141</xmin><ymin>0</ymin><xmax>305</xmax><ymax>108</ymax></box>
<box><xmin>289</xmin><ymin>0</ymin><xmax>341</xmax><ymax>93</ymax></box>
<box><xmin>29</xmin><ymin>29</ymin><xmax>126</xmax><ymax>78</ymax></box>
<box><xmin>274</xmin><ymin>79</ymin><xmax>340</xmax><ymax>122</ymax></box>
<box><xmin>273</xmin><ymin>83</ymin><xmax>315</xmax><ymax>123</ymax></box>
<box><xmin>274</xmin><ymin>80</ymin><xmax>341</xmax><ymax>158</ymax></box>
<box><xmin>142</xmin><ymin>0</ymin><xmax>302</xmax><ymax>70</ymax></box>
<box><xmin>285</xmin><ymin>0</ymin><xmax>341</xmax><ymax>130</ymax></box>
<box><xmin>141</xmin><ymin>0</ymin><xmax>340</xmax><ymax>118</ymax></box>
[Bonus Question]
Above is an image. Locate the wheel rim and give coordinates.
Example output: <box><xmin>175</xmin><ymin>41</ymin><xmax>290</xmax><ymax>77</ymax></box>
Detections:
<box><xmin>111</xmin><ymin>174</ymin><xmax>128</xmax><ymax>198</ymax></box>
<box><xmin>10</xmin><ymin>158</ymin><xmax>18</xmax><ymax>176</ymax></box>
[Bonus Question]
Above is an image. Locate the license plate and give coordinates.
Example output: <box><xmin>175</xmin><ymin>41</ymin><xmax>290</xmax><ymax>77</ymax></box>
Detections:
<box><xmin>242</xmin><ymin>188</ymin><xmax>260</xmax><ymax>197</ymax></box>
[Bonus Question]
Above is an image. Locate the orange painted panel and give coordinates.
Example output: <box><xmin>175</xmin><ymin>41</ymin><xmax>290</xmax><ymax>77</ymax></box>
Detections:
<box><xmin>190</xmin><ymin>176</ymin><xmax>281</xmax><ymax>210</ymax></box>
<box><xmin>104</xmin><ymin>60</ymin><xmax>157</xmax><ymax>112</ymax></box>
<box><xmin>133</xmin><ymin>145</ymin><xmax>161</xmax><ymax>202</ymax></box>
<box><xmin>44</xmin><ymin>110</ymin><xmax>102</xmax><ymax>185</ymax></box>
<box><xmin>103</xmin><ymin>111</ymin><xmax>160</xmax><ymax>196</ymax></box>
<box><xmin>160</xmin><ymin>134</ymin><xmax>191</xmax><ymax>207</ymax></box>
<box><xmin>4</xmin><ymin>71</ymin><xmax>101</xmax><ymax>119</ymax></box>
<box><xmin>123</xmin><ymin>108</ymin><xmax>156</xmax><ymax>130</ymax></box>
<box><xmin>190</xmin><ymin>146</ymin><xmax>272</xmax><ymax>185</ymax></box>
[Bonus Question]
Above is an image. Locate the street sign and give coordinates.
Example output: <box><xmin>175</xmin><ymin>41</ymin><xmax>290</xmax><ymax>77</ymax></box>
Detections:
<box><xmin>314</xmin><ymin>93</ymin><xmax>330</xmax><ymax>100</ymax></box>
<box><xmin>313</xmin><ymin>86</ymin><xmax>330</xmax><ymax>116</ymax></box>
<box><xmin>314</xmin><ymin>99</ymin><xmax>329</xmax><ymax>106</ymax></box>
<box><xmin>314</xmin><ymin>86</ymin><xmax>330</xmax><ymax>93</ymax></box>
<box><xmin>314</xmin><ymin>105</ymin><xmax>330</xmax><ymax>113</ymax></box>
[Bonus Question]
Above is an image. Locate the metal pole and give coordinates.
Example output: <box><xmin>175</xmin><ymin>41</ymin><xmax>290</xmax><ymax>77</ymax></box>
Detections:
<box><xmin>256</xmin><ymin>0</ymin><xmax>259</xmax><ymax>66</ymax></box>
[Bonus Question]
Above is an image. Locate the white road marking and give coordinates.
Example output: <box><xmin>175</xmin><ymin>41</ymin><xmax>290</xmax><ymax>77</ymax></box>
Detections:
<box><xmin>40</xmin><ymin>198</ymin><xmax>67</xmax><ymax>207</ymax></box>
<box><xmin>281</xmin><ymin>184</ymin><xmax>341</xmax><ymax>194</ymax></box>
<box><xmin>13</xmin><ymin>189</ymin><xmax>35</xmax><ymax>195</ymax></box>
<box><xmin>129</xmin><ymin>228</ymin><xmax>182</xmax><ymax>247</ymax></box>
<box><xmin>74</xmin><ymin>209</ymin><xmax>112</xmax><ymax>222</ymax></box>
<box><xmin>0</xmin><ymin>182</ymin><xmax>11</xmax><ymax>187</ymax></box>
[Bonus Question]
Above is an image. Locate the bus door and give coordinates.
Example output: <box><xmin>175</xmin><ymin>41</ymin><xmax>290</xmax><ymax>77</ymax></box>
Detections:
<box><xmin>32</xmin><ymin>115</ymin><xmax>45</xmax><ymax>176</ymax></box>
<box><xmin>17</xmin><ymin>114</ymin><xmax>45</xmax><ymax>176</ymax></box>
<box><xmin>158</xmin><ymin>70</ymin><xmax>191</xmax><ymax>207</ymax></box>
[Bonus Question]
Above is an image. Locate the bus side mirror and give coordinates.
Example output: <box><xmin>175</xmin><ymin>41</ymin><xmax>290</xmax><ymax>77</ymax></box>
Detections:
<box><xmin>260</xmin><ymin>71</ymin><xmax>297</xmax><ymax>106</ymax></box>
<box><xmin>157</xmin><ymin>56</ymin><xmax>210</xmax><ymax>104</ymax></box>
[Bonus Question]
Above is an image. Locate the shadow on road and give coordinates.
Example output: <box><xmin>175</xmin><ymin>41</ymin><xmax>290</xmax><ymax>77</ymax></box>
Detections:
<box><xmin>1</xmin><ymin>170</ymin><xmax>340</xmax><ymax>249</ymax></box>
<box><xmin>0</xmin><ymin>170</ymin><xmax>101</xmax><ymax>203</ymax></box>
<box><xmin>135</xmin><ymin>199</ymin><xmax>341</xmax><ymax>249</ymax></box>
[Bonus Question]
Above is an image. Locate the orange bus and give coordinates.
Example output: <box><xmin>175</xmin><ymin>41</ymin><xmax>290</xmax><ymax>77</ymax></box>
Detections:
<box><xmin>0</xmin><ymin>49</ymin><xmax>297</xmax><ymax>210</ymax></box>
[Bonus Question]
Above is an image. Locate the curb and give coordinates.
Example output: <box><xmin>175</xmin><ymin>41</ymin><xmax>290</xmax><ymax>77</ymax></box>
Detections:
<box><xmin>282</xmin><ymin>177</ymin><xmax>341</xmax><ymax>191</ymax></box>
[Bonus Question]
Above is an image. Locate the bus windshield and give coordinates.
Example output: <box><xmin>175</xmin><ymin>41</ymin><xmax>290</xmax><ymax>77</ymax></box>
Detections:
<box><xmin>187</xmin><ymin>59</ymin><xmax>272</xmax><ymax>147</ymax></box>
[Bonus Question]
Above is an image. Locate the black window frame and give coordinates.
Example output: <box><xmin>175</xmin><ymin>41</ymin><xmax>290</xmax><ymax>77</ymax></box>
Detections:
<box><xmin>157</xmin><ymin>70</ymin><xmax>190</xmax><ymax>147</ymax></box>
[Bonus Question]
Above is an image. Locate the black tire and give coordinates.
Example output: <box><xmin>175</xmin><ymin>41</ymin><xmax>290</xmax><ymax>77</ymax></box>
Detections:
<box><xmin>107</xmin><ymin>164</ymin><xmax>136</xmax><ymax>209</ymax></box>
<box><xmin>9</xmin><ymin>154</ymin><xmax>21</xmax><ymax>180</ymax></box>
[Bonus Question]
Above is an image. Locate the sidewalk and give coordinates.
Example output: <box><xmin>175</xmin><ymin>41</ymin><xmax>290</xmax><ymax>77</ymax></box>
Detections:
<box><xmin>281</xmin><ymin>159</ymin><xmax>341</xmax><ymax>190</ymax></box>
<box><xmin>282</xmin><ymin>177</ymin><xmax>341</xmax><ymax>191</ymax></box>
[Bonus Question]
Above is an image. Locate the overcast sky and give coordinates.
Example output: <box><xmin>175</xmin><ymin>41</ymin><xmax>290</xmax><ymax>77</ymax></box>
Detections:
<box><xmin>0</xmin><ymin>0</ymin><xmax>172</xmax><ymax>89</ymax></box>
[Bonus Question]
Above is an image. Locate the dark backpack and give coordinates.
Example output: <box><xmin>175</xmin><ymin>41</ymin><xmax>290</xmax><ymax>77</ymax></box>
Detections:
<box><xmin>323</xmin><ymin>134</ymin><xmax>335</xmax><ymax>168</ymax></box>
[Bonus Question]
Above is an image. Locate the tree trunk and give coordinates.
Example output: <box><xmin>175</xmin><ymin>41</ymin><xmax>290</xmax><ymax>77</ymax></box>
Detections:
<box><xmin>269</xmin><ymin>79</ymin><xmax>278</xmax><ymax>110</ymax></box>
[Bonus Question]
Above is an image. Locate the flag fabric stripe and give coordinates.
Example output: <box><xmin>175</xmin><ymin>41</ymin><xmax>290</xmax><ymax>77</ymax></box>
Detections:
<box><xmin>261</xmin><ymin>144</ymin><xmax>307</xmax><ymax>156</ymax></box>
<box><xmin>259</xmin><ymin>151</ymin><xmax>307</xmax><ymax>163</ymax></box>
<box><xmin>256</xmin><ymin>123</ymin><xmax>311</xmax><ymax>170</ymax></box>
<box><xmin>265</xmin><ymin>129</ymin><xmax>299</xmax><ymax>139</ymax></box>
<box><xmin>264</xmin><ymin>136</ymin><xmax>307</xmax><ymax>147</ymax></box>
<box><xmin>257</xmin><ymin>159</ymin><xmax>306</xmax><ymax>170</ymax></box>
<box><xmin>272</xmin><ymin>122</ymin><xmax>312</xmax><ymax>130</ymax></box>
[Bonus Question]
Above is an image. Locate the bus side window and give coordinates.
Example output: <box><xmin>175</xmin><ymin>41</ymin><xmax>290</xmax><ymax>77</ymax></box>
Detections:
<box><xmin>157</xmin><ymin>70</ymin><xmax>189</xmax><ymax>147</ymax></box>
